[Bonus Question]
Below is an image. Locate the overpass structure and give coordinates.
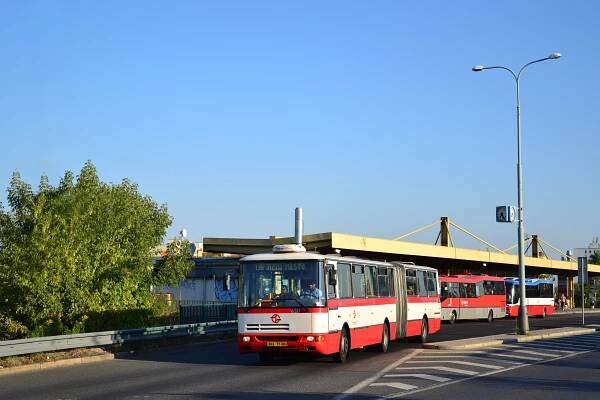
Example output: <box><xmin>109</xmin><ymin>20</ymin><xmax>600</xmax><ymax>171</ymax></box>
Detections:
<box><xmin>203</xmin><ymin>231</ymin><xmax>600</xmax><ymax>277</ymax></box>
<box><xmin>203</xmin><ymin>218</ymin><xmax>599</xmax><ymax>303</ymax></box>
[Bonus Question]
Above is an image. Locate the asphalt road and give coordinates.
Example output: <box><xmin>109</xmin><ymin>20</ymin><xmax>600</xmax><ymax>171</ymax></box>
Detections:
<box><xmin>1</xmin><ymin>312</ymin><xmax>598</xmax><ymax>400</ymax></box>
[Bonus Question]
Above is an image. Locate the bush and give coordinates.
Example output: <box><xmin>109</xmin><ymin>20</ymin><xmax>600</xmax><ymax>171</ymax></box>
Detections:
<box><xmin>0</xmin><ymin>314</ymin><xmax>29</xmax><ymax>340</ymax></box>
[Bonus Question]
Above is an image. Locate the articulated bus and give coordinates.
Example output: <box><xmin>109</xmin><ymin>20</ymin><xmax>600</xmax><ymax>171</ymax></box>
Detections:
<box><xmin>440</xmin><ymin>275</ymin><xmax>506</xmax><ymax>323</ymax></box>
<box><xmin>237</xmin><ymin>244</ymin><xmax>441</xmax><ymax>363</ymax></box>
<box><xmin>505</xmin><ymin>278</ymin><xmax>555</xmax><ymax>318</ymax></box>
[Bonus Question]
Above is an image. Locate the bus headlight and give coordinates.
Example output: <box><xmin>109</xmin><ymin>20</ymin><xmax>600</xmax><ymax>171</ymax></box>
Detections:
<box><xmin>242</xmin><ymin>336</ymin><xmax>251</xmax><ymax>342</ymax></box>
<box><xmin>306</xmin><ymin>336</ymin><xmax>315</xmax><ymax>342</ymax></box>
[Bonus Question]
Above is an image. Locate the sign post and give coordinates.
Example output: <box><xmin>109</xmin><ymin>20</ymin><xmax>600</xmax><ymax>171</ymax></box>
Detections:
<box><xmin>578</xmin><ymin>257</ymin><xmax>588</xmax><ymax>326</ymax></box>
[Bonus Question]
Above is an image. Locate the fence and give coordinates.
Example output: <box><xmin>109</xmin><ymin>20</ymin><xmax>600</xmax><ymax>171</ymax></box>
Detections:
<box><xmin>178</xmin><ymin>301</ymin><xmax>237</xmax><ymax>324</ymax></box>
<box><xmin>0</xmin><ymin>320</ymin><xmax>237</xmax><ymax>358</ymax></box>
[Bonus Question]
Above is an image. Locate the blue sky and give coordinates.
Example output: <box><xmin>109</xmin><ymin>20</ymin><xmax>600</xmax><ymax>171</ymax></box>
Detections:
<box><xmin>1</xmin><ymin>1</ymin><xmax>598</xmax><ymax>254</ymax></box>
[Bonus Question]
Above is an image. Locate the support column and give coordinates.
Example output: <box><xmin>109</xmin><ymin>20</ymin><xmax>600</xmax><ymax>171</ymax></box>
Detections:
<box><xmin>440</xmin><ymin>217</ymin><xmax>451</xmax><ymax>247</ymax></box>
<box><xmin>531</xmin><ymin>234</ymin><xmax>539</xmax><ymax>257</ymax></box>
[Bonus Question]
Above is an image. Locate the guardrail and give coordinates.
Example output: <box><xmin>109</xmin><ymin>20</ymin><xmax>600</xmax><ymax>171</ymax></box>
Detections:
<box><xmin>0</xmin><ymin>320</ymin><xmax>237</xmax><ymax>358</ymax></box>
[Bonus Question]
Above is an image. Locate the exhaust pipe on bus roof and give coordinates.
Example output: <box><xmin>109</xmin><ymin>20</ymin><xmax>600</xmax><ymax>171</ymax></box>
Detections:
<box><xmin>295</xmin><ymin>207</ymin><xmax>303</xmax><ymax>245</ymax></box>
<box><xmin>273</xmin><ymin>207</ymin><xmax>306</xmax><ymax>253</ymax></box>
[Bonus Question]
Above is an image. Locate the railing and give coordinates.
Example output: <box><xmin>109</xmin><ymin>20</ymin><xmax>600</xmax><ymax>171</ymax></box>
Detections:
<box><xmin>179</xmin><ymin>301</ymin><xmax>237</xmax><ymax>324</ymax></box>
<box><xmin>0</xmin><ymin>320</ymin><xmax>237</xmax><ymax>358</ymax></box>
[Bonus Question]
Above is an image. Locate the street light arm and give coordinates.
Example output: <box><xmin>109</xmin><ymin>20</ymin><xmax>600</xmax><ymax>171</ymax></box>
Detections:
<box><xmin>479</xmin><ymin>66</ymin><xmax>518</xmax><ymax>81</ymax></box>
<box><xmin>517</xmin><ymin>57</ymin><xmax>553</xmax><ymax>79</ymax></box>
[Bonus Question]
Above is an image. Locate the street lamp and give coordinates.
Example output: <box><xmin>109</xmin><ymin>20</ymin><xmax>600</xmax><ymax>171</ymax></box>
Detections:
<box><xmin>472</xmin><ymin>52</ymin><xmax>561</xmax><ymax>334</ymax></box>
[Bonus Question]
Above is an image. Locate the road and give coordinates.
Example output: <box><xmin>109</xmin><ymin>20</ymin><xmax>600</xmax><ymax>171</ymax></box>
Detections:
<box><xmin>1</xmin><ymin>313</ymin><xmax>598</xmax><ymax>400</ymax></box>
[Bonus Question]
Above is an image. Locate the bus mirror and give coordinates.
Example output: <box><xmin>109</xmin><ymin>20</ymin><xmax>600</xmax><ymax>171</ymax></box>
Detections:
<box><xmin>329</xmin><ymin>277</ymin><xmax>337</xmax><ymax>286</ymax></box>
<box><xmin>223</xmin><ymin>274</ymin><xmax>231</xmax><ymax>291</ymax></box>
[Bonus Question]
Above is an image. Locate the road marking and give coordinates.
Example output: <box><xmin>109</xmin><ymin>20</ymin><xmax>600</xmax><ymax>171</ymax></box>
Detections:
<box><xmin>332</xmin><ymin>348</ymin><xmax>422</xmax><ymax>400</ymax></box>
<box><xmin>502</xmin><ymin>344</ymin><xmax>573</xmax><ymax>354</ymax></box>
<box><xmin>413</xmin><ymin>355</ymin><xmax>525</xmax><ymax>365</ymax></box>
<box><xmin>383</xmin><ymin>374</ymin><xmax>451</xmax><ymax>382</ymax></box>
<box><xmin>395</xmin><ymin>366</ymin><xmax>479</xmax><ymax>376</ymax></box>
<box><xmin>370</xmin><ymin>382</ymin><xmax>418</xmax><ymax>390</ymax></box>
<box><xmin>373</xmin><ymin>347</ymin><xmax>596</xmax><ymax>399</ymax></box>
<box><xmin>500</xmin><ymin>348</ymin><xmax>559</xmax><ymax>357</ymax></box>
<box><xmin>513</xmin><ymin>343</ymin><xmax>578</xmax><ymax>353</ymax></box>
<box><xmin>550</xmin><ymin>337</ymin><xmax>600</xmax><ymax>346</ymax></box>
<box><xmin>484</xmin><ymin>350</ymin><xmax>542</xmax><ymax>361</ymax></box>
<box><xmin>421</xmin><ymin>350</ymin><xmax>487</xmax><ymax>354</ymax></box>
<box><xmin>406</xmin><ymin>360</ymin><xmax>504</xmax><ymax>370</ymax></box>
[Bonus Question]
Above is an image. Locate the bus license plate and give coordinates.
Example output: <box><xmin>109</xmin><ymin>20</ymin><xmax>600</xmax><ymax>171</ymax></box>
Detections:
<box><xmin>266</xmin><ymin>341</ymin><xmax>288</xmax><ymax>347</ymax></box>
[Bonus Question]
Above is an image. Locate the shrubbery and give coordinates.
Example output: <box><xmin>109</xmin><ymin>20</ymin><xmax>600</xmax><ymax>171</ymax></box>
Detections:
<box><xmin>0</xmin><ymin>162</ymin><xmax>193</xmax><ymax>339</ymax></box>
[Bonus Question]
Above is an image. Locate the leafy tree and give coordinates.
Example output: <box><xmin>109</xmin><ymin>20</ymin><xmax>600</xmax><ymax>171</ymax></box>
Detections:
<box><xmin>0</xmin><ymin>162</ymin><xmax>193</xmax><ymax>337</ymax></box>
<box><xmin>591</xmin><ymin>251</ymin><xmax>600</xmax><ymax>265</ymax></box>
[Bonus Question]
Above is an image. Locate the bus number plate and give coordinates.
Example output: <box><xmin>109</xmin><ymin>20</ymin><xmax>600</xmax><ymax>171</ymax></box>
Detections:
<box><xmin>266</xmin><ymin>341</ymin><xmax>288</xmax><ymax>347</ymax></box>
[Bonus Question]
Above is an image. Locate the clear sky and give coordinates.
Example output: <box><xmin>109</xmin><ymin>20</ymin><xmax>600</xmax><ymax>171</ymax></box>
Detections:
<box><xmin>1</xmin><ymin>1</ymin><xmax>598</xmax><ymax>254</ymax></box>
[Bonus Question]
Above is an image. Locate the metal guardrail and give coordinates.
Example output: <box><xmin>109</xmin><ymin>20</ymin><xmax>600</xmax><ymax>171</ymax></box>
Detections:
<box><xmin>0</xmin><ymin>320</ymin><xmax>237</xmax><ymax>358</ymax></box>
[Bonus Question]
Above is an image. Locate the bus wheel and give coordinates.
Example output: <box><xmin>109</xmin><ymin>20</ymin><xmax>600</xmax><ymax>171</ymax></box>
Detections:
<box><xmin>334</xmin><ymin>328</ymin><xmax>350</xmax><ymax>363</ymax></box>
<box><xmin>487</xmin><ymin>310</ymin><xmax>494</xmax><ymax>323</ymax></box>
<box><xmin>420</xmin><ymin>318</ymin><xmax>429</xmax><ymax>343</ymax></box>
<box><xmin>449</xmin><ymin>311</ymin><xmax>457</xmax><ymax>324</ymax></box>
<box><xmin>379</xmin><ymin>322</ymin><xmax>390</xmax><ymax>353</ymax></box>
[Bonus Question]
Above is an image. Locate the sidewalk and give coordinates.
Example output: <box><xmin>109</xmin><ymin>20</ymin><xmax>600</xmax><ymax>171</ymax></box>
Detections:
<box><xmin>554</xmin><ymin>307</ymin><xmax>600</xmax><ymax>314</ymax></box>
<box><xmin>423</xmin><ymin>326</ymin><xmax>598</xmax><ymax>350</ymax></box>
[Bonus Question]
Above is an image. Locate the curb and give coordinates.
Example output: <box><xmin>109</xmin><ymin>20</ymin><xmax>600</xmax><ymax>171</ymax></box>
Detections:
<box><xmin>423</xmin><ymin>327</ymin><xmax>598</xmax><ymax>350</ymax></box>
<box><xmin>0</xmin><ymin>353</ymin><xmax>115</xmax><ymax>376</ymax></box>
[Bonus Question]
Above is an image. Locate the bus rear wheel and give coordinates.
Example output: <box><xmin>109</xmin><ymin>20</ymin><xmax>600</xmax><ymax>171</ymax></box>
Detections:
<box><xmin>487</xmin><ymin>310</ymin><xmax>494</xmax><ymax>323</ymax></box>
<box><xmin>334</xmin><ymin>328</ymin><xmax>350</xmax><ymax>363</ymax></box>
<box><xmin>379</xmin><ymin>322</ymin><xmax>390</xmax><ymax>353</ymax></box>
<box><xmin>449</xmin><ymin>311</ymin><xmax>457</xmax><ymax>324</ymax></box>
<box><xmin>420</xmin><ymin>318</ymin><xmax>429</xmax><ymax>343</ymax></box>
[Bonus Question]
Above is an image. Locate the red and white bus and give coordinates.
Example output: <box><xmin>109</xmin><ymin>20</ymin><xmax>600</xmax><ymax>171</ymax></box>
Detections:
<box><xmin>237</xmin><ymin>244</ymin><xmax>441</xmax><ymax>362</ymax></box>
<box><xmin>505</xmin><ymin>278</ymin><xmax>555</xmax><ymax>318</ymax></box>
<box><xmin>440</xmin><ymin>275</ymin><xmax>506</xmax><ymax>323</ymax></box>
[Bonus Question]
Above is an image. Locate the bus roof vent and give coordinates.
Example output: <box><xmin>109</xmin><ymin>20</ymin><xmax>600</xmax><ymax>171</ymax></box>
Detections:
<box><xmin>272</xmin><ymin>244</ymin><xmax>307</xmax><ymax>253</ymax></box>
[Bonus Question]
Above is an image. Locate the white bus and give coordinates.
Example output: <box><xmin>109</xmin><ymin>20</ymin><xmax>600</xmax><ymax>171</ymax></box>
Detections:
<box><xmin>237</xmin><ymin>244</ymin><xmax>441</xmax><ymax>362</ymax></box>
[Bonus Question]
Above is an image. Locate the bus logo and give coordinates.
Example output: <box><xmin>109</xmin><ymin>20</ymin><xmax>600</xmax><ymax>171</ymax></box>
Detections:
<box><xmin>271</xmin><ymin>314</ymin><xmax>281</xmax><ymax>323</ymax></box>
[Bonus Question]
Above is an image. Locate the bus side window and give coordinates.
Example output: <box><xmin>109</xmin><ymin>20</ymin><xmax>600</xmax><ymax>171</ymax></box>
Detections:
<box><xmin>440</xmin><ymin>282</ymin><xmax>449</xmax><ymax>300</ymax></box>
<box><xmin>351</xmin><ymin>264</ymin><xmax>366</xmax><ymax>298</ymax></box>
<box><xmin>337</xmin><ymin>263</ymin><xmax>352</xmax><ymax>298</ymax></box>
<box><xmin>326</xmin><ymin>264</ymin><xmax>336</xmax><ymax>299</ymax></box>
<box><xmin>406</xmin><ymin>269</ymin><xmax>417</xmax><ymax>296</ymax></box>
<box><xmin>449</xmin><ymin>283</ymin><xmax>460</xmax><ymax>298</ymax></box>
<box><xmin>388</xmin><ymin>268</ymin><xmax>396</xmax><ymax>297</ymax></box>
<box><xmin>378</xmin><ymin>267</ymin><xmax>390</xmax><ymax>297</ymax></box>
<box><xmin>364</xmin><ymin>266</ymin><xmax>378</xmax><ymax>297</ymax></box>
<box><xmin>466</xmin><ymin>283</ymin><xmax>477</xmax><ymax>298</ymax></box>
<box><xmin>426</xmin><ymin>271</ymin><xmax>437</xmax><ymax>297</ymax></box>
<box><xmin>417</xmin><ymin>270</ymin><xmax>428</xmax><ymax>297</ymax></box>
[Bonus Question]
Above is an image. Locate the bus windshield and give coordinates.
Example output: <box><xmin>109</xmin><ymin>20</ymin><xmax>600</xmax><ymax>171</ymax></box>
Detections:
<box><xmin>240</xmin><ymin>260</ymin><xmax>325</xmax><ymax>307</ymax></box>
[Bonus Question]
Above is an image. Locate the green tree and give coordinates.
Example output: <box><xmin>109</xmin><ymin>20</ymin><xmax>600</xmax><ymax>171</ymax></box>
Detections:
<box><xmin>0</xmin><ymin>162</ymin><xmax>193</xmax><ymax>337</ymax></box>
<box><xmin>591</xmin><ymin>251</ymin><xmax>600</xmax><ymax>265</ymax></box>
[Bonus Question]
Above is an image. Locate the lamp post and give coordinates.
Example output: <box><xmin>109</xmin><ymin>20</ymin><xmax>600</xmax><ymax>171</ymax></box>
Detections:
<box><xmin>472</xmin><ymin>53</ymin><xmax>561</xmax><ymax>334</ymax></box>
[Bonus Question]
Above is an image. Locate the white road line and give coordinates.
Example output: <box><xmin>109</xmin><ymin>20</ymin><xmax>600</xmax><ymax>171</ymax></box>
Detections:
<box><xmin>405</xmin><ymin>360</ymin><xmax>504</xmax><ymax>370</ymax></box>
<box><xmin>383</xmin><ymin>374</ymin><xmax>451</xmax><ymax>382</ymax></box>
<box><xmin>370</xmin><ymin>382</ymin><xmax>418</xmax><ymax>390</ymax></box>
<box><xmin>332</xmin><ymin>348</ymin><xmax>422</xmax><ymax>400</ymax></box>
<box><xmin>500</xmin><ymin>348</ymin><xmax>560</xmax><ymax>357</ymax></box>
<box><xmin>485</xmin><ymin>352</ymin><xmax>542</xmax><ymax>361</ymax></box>
<box><xmin>421</xmin><ymin>350</ymin><xmax>487</xmax><ymax>354</ymax></box>
<box><xmin>501</xmin><ymin>344</ymin><xmax>573</xmax><ymax>354</ymax></box>
<box><xmin>550</xmin><ymin>338</ymin><xmax>600</xmax><ymax>346</ymax></box>
<box><xmin>535</xmin><ymin>342</ymin><xmax>597</xmax><ymax>350</ymax></box>
<box><xmin>550</xmin><ymin>336</ymin><xmax>600</xmax><ymax>343</ymax></box>
<box><xmin>413</xmin><ymin>355</ymin><xmax>525</xmax><ymax>365</ymax></box>
<box><xmin>395</xmin><ymin>366</ymin><xmax>479</xmax><ymax>376</ymax></box>
<box><xmin>374</xmin><ymin>347</ymin><xmax>597</xmax><ymax>399</ymax></box>
<box><xmin>512</xmin><ymin>343</ymin><xmax>578</xmax><ymax>353</ymax></box>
